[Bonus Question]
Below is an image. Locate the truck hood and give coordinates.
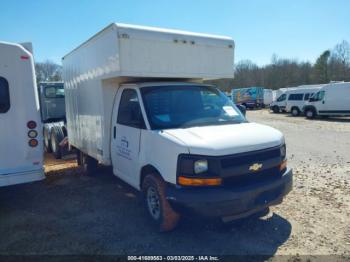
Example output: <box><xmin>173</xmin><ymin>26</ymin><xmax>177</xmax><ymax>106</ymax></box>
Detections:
<box><xmin>163</xmin><ymin>122</ymin><xmax>284</xmax><ymax>156</ymax></box>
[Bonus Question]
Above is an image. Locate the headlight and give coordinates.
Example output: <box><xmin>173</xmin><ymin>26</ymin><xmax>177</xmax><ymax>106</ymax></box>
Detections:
<box><xmin>194</xmin><ymin>159</ymin><xmax>208</xmax><ymax>174</ymax></box>
<box><xmin>280</xmin><ymin>144</ymin><xmax>286</xmax><ymax>159</ymax></box>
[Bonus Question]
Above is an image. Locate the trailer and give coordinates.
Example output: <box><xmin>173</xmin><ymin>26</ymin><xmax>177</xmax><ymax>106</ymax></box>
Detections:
<box><xmin>63</xmin><ymin>23</ymin><xmax>292</xmax><ymax>231</ymax></box>
<box><xmin>0</xmin><ymin>41</ymin><xmax>44</xmax><ymax>187</ymax></box>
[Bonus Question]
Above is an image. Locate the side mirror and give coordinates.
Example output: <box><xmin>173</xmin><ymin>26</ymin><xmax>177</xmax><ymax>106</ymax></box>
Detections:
<box><xmin>237</xmin><ymin>104</ymin><xmax>246</xmax><ymax>116</ymax></box>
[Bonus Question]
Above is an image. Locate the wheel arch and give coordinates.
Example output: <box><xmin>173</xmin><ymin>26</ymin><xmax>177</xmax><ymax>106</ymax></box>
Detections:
<box><xmin>140</xmin><ymin>164</ymin><xmax>164</xmax><ymax>189</ymax></box>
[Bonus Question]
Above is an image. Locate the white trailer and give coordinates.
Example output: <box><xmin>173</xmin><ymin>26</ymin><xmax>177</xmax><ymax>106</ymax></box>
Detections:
<box><xmin>63</xmin><ymin>23</ymin><xmax>292</xmax><ymax>231</ymax></box>
<box><xmin>0</xmin><ymin>41</ymin><xmax>44</xmax><ymax>187</ymax></box>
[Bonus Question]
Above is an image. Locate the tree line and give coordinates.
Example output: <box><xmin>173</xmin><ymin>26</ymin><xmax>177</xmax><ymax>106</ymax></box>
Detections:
<box><xmin>35</xmin><ymin>40</ymin><xmax>350</xmax><ymax>92</ymax></box>
<box><xmin>207</xmin><ymin>40</ymin><xmax>350</xmax><ymax>91</ymax></box>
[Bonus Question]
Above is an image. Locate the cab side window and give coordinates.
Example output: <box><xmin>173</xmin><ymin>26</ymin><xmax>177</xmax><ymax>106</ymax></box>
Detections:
<box><xmin>117</xmin><ymin>89</ymin><xmax>145</xmax><ymax>129</ymax></box>
<box><xmin>0</xmin><ymin>77</ymin><xmax>10</xmax><ymax>113</ymax></box>
<box><xmin>304</xmin><ymin>93</ymin><xmax>310</xmax><ymax>100</ymax></box>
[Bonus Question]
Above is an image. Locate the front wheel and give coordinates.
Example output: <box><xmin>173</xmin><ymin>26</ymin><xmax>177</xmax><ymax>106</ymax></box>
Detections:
<box><xmin>305</xmin><ymin>109</ymin><xmax>316</xmax><ymax>119</ymax></box>
<box><xmin>272</xmin><ymin>106</ymin><xmax>279</xmax><ymax>113</ymax></box>
<box><xmin>291</xmin><ymin>107</ymin><xmax>300</xmax><ymax>117</ymax></box>
<box><xmin>142</xmin><ymin>174</ymin><xmax>180</xmax><ymax>232</ymax></box>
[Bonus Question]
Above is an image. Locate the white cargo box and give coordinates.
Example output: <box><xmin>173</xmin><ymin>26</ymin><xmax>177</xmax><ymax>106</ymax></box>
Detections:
<box><xmin>62</xmin><ymin>23</ymin><xmax>235</xmax><ymax>164</ymax></box>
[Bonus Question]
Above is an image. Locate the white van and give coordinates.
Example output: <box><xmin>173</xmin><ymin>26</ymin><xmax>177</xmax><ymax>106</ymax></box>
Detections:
<box><xmin>303</xmin><ymin>82</ymin><xmax>350</xmax><ymax>119</ymax></box>
<box><xmin>285</xmin><ymin>85</ymin><xmax>323</xmax><ymax>116</ymax></box>
<box><xmin>0</xmin><ymin>41</ymin><xmax>44</xmax><ymax>187</ymax></box>
<box><xmin>63</xmin><ymin>23</ymin><xmax>292</xmax><ymax>231</ymax></box>
<box><xmin>269</xmin><ymin>90</ymin><xmax>292</xmax><ymax>113</ymax></box>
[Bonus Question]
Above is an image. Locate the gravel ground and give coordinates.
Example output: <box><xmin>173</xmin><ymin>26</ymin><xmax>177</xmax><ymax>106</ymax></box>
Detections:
<box><xmin>0</xmin><ymin>110</ymin><xmax>349</xmax><ymax>258</ymax></box>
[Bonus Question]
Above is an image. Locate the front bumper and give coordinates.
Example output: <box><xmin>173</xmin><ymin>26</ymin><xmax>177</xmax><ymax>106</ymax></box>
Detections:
<box><xmin>166</xmin><ymin>168</ymin><xmax>293</xmax><ymax>219</ymax></box>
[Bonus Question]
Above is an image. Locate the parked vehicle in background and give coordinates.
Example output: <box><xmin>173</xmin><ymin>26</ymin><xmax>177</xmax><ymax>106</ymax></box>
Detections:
<box><xmin>0</xmin><ymin>41</ymin><xmax>44</xmax><ymax>187</ymax></box>
<box><xmin>270</xmin><ymin>89</ymin><xmax>291</xmax><ymax>113</ymax></box>
<box><xmin>263</xmin><ymin>89</ymin><xmax>273</xmax><ymax>107</ymax></box>
<box><xmin>63</xmin><ymin>23</ymin><xmax>292</xmax><ymax>231</ymax></box>
<box><xmin>303</xmin><ymin>82</ymin><xmax>350</xmax><ymax>119</ymax></box>
<box><xmin>231</xmin><ymin>87</ymin><xmax>264</xmax><ymax>109</ymax></box>
<box><xmin>38</xmin><ymin>82</ymin><xmax>67</xmax><ymax>158</ymax></box>
<box><xmin>285</xmin><ymin>85</ymin><xmax>323</xmax><ymax>116</ymax></box>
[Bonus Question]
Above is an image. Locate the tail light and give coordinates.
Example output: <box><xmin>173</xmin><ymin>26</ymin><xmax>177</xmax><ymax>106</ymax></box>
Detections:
<box><xmin>27</xmin><ymin>121</ymin><xmax>37</xmax><ymax>129</ymax></box>
<box><xmin>28</xmin><ymin>130</ymin><xmax>38</xmax><ymax>138</ymax></box>
<box><xmin>28</xmin><ymin>139</ymin><xmax>38</xmax><ymax>147</ymax></box>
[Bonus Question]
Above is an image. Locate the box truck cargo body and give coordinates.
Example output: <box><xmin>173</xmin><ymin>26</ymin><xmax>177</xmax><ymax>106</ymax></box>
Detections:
<box><xmin>0</xmin><ymin>41</ymin><xmax>44</xmax><ymax>187</ymax></box>
<box><xmin>231</xmin><ymin>87</ymin><xmax>264</xmax><ymax>108</ymax></box>
<box><xmin>63</xmin><ymin>23</ymin><xmax>292</xmax><ymax>231</ymax></box>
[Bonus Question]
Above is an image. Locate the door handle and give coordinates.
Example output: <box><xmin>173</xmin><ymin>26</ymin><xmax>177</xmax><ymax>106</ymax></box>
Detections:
<box><xmin>113</xmin><ymin>126</ymin><xmax>116</xmax><ymax>139</ymax></box>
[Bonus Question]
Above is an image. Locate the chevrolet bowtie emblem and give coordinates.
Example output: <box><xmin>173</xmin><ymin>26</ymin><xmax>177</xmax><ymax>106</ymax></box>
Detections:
<box><xmin>249</xmin><ymin>163</ymin><xmax>263</xmax><ymax>172</ymax></box>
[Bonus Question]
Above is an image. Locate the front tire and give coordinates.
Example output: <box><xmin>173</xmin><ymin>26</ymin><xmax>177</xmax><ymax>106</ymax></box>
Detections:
<box><xmin>44</xmin><ymin>127</ymin><xmax>52</xmax><ymax>153</ymax></box>
<box><xmin>272</xmin><ymin>106</ymin><xmax>279</xmax><ymax>113</ymax></box>
<box><xmin>142</xmin><ymin>174</ymin><xmax>180</xmax><ymax>232</ymax></box>
<box><xmin>50</xmin><ymin>127</ymin><xmax>64</xmax><ymax>159</ymax></box>
<box><xmin>305</xmin><ymin>108</ymin><xmax>316</xmax><ymax>119</ymax></box>
<box><xmin>291</xmin><ymin>107</ymin><xmax>300</xmax><ymax>117</ymax></box>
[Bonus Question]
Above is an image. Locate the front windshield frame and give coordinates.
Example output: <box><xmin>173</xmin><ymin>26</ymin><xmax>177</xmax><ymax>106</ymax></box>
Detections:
<box><xmin>140</xmin><ymin>84</ymin><xmax>246</xmax><ymax>130</ymax></box>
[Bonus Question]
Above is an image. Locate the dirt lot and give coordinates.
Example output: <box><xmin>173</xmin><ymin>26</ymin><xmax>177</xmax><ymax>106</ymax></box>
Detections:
<box><xmin>0</xmin><ymin>110</ymin><xmax>349</xmax><ymax>258</ymax></box>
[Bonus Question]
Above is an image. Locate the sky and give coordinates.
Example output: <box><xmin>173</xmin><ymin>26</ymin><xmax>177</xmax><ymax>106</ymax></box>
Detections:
<box><xmin>1</xmin><ymin>0</ymin><xmax>349</xmax><ymax>66</ymax></box>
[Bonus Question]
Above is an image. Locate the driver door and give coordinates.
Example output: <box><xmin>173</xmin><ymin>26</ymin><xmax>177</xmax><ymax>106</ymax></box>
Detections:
<box><xmin>111</xmin><ymin>88</ymin><xmax>146</xmax><ymax>188</ymax></box>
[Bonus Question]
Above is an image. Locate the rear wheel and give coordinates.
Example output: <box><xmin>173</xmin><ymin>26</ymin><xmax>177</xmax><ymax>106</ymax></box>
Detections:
<box><xmin>50</xmin><ymin>126</ymin><xmax>64</xmax><ymax>159</ymax></box>
<box><xmin>142</xmin><ymin>174</ymin><xmax>180</xmax><ymax>232</ymax></box>
<box><xmin>81</xmin><ymin>151</ymin><xmax>98</xmax><ymax>176</ymax></box>
<box><xmin>291</xmin><ymin>107</ymin><xmax>300</xmax><ymax>117</ymax></box>
<box><xmin>43</xmin><ymin>127</ymin><xmax>52</xmax><ymax>153</ymax></box>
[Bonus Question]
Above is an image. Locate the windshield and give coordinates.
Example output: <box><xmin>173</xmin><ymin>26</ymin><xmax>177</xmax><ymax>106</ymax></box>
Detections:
<box><xmin>277</xmin><ymin>93</ymin><xmax>286</xmax><ymax>102</ymax></box>
<box><xmin>44</xmin><ymin>84</ymin><xmax>64</xmax><ymax>98</ymax></box>
<box><xmin>141</xmin><ymin>85</ymin><xmax>246</xmax><ymax>130</ymax></box>
<box><xmin>310</xmin><ymin>90</ymin><xmax>325</xmax><ymax>102</ymax></box>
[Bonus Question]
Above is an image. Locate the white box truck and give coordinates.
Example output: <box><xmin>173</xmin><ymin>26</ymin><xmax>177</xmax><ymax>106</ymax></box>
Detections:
<box><xmin>0</xmin><ymin>41</ymin><xmax>44</xmax><ymax>187</ymax></box>
<box><xmin>303</xmin><ymin>82</ymin><xmax>350</xmax><ymax>119</ymax></box>
<box><xmin>63</xmin><ymin>23</ymin><xmax>292</xmax><ymax>231</ymax></box>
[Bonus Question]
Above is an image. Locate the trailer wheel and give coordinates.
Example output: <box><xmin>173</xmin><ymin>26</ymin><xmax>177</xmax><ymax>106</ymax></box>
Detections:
<box><xmin>272</xmin><ymin>106</ymin><xmax>280</xmax><ymax>113</ymax></box>
<box><xmin>81</xmin><ymin>152</ymin><xmax>98</xmax><ymax>176</ymax></box>
<box><xmin>142</xmin><ymin>174</ymin><xmax>180</xmax><ymax>232</ymax></box>
<box><xmin>43</xmin><ymin>127</ymin><xmax>52</xmax><ymax>153</ymax></box>
<box><xmin>291</xmin><ymin>107</ymin><xmax>300</xmax><ymax>117</ymax></box>
<box><xmin>50</xmin><ymin>126</ymin><xmax>64</xmax><ymax>159</ymax></box>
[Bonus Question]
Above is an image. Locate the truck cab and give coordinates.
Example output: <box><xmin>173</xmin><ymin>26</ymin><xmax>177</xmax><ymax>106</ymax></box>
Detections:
<box><xmin>38</xmin><ymin>82</ymin><xmax>67</xmax><ymax>158</ymax></box>
<box><xmin>109</xmin><ymin>82</ymin><xmax>292</xmax><ymax>230</ymax></box>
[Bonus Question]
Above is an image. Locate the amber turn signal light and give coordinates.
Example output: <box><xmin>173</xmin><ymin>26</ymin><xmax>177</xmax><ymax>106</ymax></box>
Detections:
<box><xmin>280</xmin><ymin>159</ymin><xmax>287</xmax><ymax>171</ymax></box>
<box><xmin>178</xmin><ymin>176</ymin><xmax>222</xmax><ymax>186</ymax></box>
<box><xmin>28</xmin><ymin>139</ymin><xmax>38</xmax><ymax>147</ymax></box>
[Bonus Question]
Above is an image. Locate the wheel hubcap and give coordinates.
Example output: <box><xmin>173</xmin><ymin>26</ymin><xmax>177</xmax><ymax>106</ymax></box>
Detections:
<box><xmin>146</xmin><ymin>186</ymin><xmax>161</xmax><ymax>220</ymax></box>
<box><xmin>307</xmin><ymin>111</ymin><xmax>313</xmax><ymax>117</ymax></box>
